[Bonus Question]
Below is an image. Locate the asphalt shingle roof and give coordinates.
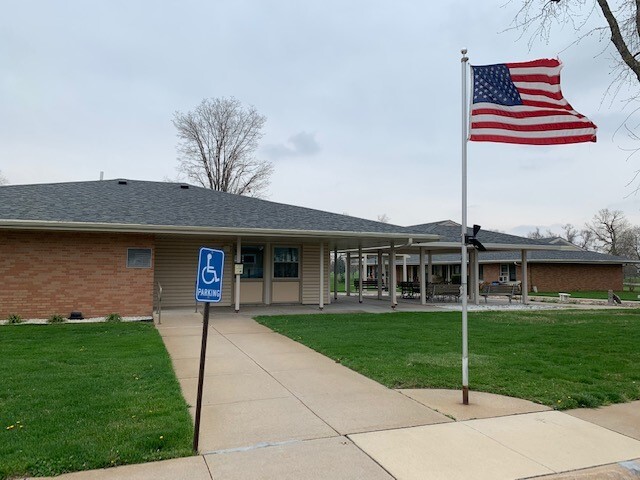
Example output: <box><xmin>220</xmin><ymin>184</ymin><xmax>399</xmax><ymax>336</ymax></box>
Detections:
<box><xmin>401</xmin><ymin>220</ymin><xmax>633</xmax><ymax>264</ymax></box>
<box><xmin>0</xmin><ymin>179</ymin><xmax>421</xmax><ymax>235</ymax></box>
<box><xmin>396</xmin><ymin>249</ymin><xmax>634</xmax><ymax>265</ymax></box>
<box><xmin>407</xmin><ymin>220</ymin><xmax>553</xmax><ymax>246</ymax></box>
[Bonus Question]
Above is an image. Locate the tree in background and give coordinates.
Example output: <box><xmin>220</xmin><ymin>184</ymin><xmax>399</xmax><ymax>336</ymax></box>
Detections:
<box><xmin>377</xmin><ymin>213</ymin><xmax>390</xmax><ymax>223</ymax></box>
<box><xmin>510</xmin><ymin>0</ymin><xmax>640</xmax><ymax>190</ymax></box>
<box><xmin>0</xmin><ymin>170</ymin><xmax>7</xmax><ymax>185</ymax></box>
<box><xmin>173</xmin><ymin>97</ymin><xmax>273</xmax><ymax>197</ymax></box>
<box><xmin>527</xmin><ymin>227</ymin><xmax>549</xmax><ymax>239</ymax></box>
<box><xmin>559</xmin><ymin>223</ymin><xmax>595</xmax><ymax>250</ymax></box>
<box><xmin>511</xmin><ymin>1</ymin><xmax>640</xmax><ymax>87</ymax></box>
<box><xmin>620</xmin><ymin>225</ymin><xmax>640</xmax><ymax>259</ymax></box>
<box><xmin>585</xmin><ymin>208</ymin><xmax>630</xmax><ymax>256</ymax></box>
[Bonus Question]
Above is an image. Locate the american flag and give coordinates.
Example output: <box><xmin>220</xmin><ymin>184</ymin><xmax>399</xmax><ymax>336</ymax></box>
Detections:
<box><xmin>469</xmin><ymin>58</ymin><xmax>597</xmax><ymax>145</ymax></box>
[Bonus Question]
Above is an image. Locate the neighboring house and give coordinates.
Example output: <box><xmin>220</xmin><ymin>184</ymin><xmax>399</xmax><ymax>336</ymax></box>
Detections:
<box><xmin>0</xmin><ymin>179</ymin><xmax>437</xmax><ymax>318</ymax></box>
<box><xmin>365</xmin><ymin>221</ymin><xmax>632</xmax><ymax>292</ymax></box>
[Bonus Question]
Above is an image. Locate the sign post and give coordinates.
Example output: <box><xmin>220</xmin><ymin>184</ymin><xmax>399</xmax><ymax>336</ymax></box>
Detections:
<box><xmin>193</xmin><ymin>247</ymin><xmax>224</xmax><ymax>452</ymax></box>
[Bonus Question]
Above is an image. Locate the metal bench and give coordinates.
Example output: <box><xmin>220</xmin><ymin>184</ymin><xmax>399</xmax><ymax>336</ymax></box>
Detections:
<box><xmin>354</xmin><ymin>279</ymin><xmax>382</xmax><ymax>291</ymax></box>
<box><xmin>480</xmin><ymin>284</ymin><xmax>517</xmax><ymax>303</ymax></box>
<box><xmin>431</xmin><ymin>283</ymin><xmax>461</xmax><ymax>302</ymax></box>
<box><xmin>399</xmin><ymin>281</ymin><xmax>420</xmax><ymax>299</ymax></box>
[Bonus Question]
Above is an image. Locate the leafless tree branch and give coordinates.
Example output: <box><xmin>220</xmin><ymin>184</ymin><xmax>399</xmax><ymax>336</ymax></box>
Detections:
<box><xmin>173</xmin><ymin>97</ymin><xmax>271</xmax><ymax>197</ymax></box>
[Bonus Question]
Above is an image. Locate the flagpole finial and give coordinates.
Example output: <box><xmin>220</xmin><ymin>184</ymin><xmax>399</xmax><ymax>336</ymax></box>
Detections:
<box><xmin>461</xmin><ymin>48</ymin><xmax>468</xmax><ymax>62</ymax></box>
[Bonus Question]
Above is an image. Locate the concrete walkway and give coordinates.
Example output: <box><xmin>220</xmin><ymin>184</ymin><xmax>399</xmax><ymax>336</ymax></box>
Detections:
<box><xmin>38</xmin><ymin>308</ymin><xmax>640</xmax><ymax>479</ymax></box>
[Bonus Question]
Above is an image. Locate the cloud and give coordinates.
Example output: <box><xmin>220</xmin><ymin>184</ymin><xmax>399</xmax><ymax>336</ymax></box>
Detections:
<box><xmin>263</xmin><ymin>131</ymin><xmax>320</xmax><ymax>159</ymax></box>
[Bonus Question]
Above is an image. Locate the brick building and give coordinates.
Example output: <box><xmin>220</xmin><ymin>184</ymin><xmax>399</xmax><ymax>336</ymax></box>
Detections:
<box><xmin>0</xmin><ymin>179</ymin><xmax>437</xmax><ymax>318</ymax></box>
<box><xmin>384</xmin><ymin>221</ymin><xmax>631</xmax><ymax>292</ymax></box>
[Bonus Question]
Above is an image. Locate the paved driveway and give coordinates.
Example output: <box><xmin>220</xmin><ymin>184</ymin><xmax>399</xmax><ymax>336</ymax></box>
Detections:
<box><xmin>38</xmin><ymin>309</ymin><xmax>640</xmax><ymax>480</ymax></box>
<box><xmin>157</xmin><ymin>310</ymin><xmax>640</xmax><ymax>480</ymax></box>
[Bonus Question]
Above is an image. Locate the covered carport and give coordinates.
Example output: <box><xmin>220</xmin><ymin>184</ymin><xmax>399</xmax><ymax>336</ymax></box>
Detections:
<box><xmin>337</xmin><ymin>239</ymin><xmax>578</xmax><ymax>309</ymax></box>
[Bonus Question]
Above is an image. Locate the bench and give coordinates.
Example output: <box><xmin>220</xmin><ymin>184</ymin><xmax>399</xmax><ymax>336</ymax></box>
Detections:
<box><xmin>399</xmin><ymin>281</ymin><xmax>420</xmax><ymax>299</ymax></box>
<box><xmin>480</xmin><ymin>284</ymin><xmax>517</xmax><ymax>303</ymax></box>
<box><xmin>354</xmin><ymin>279</ymin><xmax>382</xmax><ymax>291</ymax></box>
<box><xmin>558</xmin><ymin>292</ymin><xmax>571</xmax><ymax>302</ymax></box>
<box><xmin>431</xmin><ymin>283</ymin><xmax>461</xmax><ymax>302</ymax></box>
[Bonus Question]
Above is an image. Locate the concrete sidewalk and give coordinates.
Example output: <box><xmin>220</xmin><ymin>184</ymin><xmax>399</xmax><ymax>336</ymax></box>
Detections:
<box><xmin>37</xmin><ymin>310</ymin><xmax>640</xmax><ymax>479</ymax></box>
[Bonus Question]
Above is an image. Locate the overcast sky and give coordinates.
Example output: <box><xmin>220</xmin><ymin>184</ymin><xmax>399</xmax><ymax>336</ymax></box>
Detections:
<box><xmin>2</xmin><ymin>0</ymin><xmax>640</xmax><ymax>236</ymax></box>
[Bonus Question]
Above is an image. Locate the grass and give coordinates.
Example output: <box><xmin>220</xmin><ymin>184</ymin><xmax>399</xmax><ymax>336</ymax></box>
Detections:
<box><xmin>534</xmin><ymin>290</ymin><xmax>640</xmax><ymax>301</ymax></box>
<box><xmin>256</xmin><ymin>309</ymin><xmax>640</xmax><ymax>410</ymax></box>
<box><xmin>0</xmin><ymin>322</ymin><xmax>193</xmax><ymax>479</ymax></box>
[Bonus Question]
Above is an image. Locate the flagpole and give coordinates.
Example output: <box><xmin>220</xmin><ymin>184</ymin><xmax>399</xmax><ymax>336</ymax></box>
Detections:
<box><xmin>461</xmin><ymin>48</ymin><xmax>469</xmax><ymax>406</ymax></box>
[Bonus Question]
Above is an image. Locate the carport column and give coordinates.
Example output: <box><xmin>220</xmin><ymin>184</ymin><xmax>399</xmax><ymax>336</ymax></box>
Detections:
<box><xmin>358</xmin><ymin>247</ymin><xmax>363</xmax><ymax>303</ymax></box>
<box><xmin>235</xmin><ymin>237</ymin><xmax>241</xmax><ymax>313</ymax></box>
<box><xmin>427</xmin><ymin>252</ymin><xmax>433</xmax><ymax>283</ymax></box>
<box><xmin>319</xmin><ymin>242</ymin><xmax>324</xmax><ymax>310</ymax></box>
<box><xmin>419</xmin><ymin>247</ymin><xmax>426</xmax><ymax>305</ymax></box>
<box><xmin>390</xmin><ymin>242</ymin><xmax>397</xmax><ymax>308</ymax></box>
<box><xmin>264</xmin><ymin>243</ymin><xmax>271</xmax><ymax>305</ymax></box>
<box><xmin>521</xmin><ymin>249</ymin><xmax>529</xmax><ymax>304</ymax></box>
<box><xmin>346</xmin><ymin>252</ymin><xmax>351</xmax><ymax>296</ymax></box>
<box><xmin>402</xmin><ymin>255</ymin><xmax>408</xmax><ymax>282</ymax></box>
<box><xmin>468</xmin><ymin>249</ymin><xmax>476</xmax><ymax>303</ymax></box>
<box><xmin>333</xmin><ymin>247</ymin><xmax>338</xmax><ymax>301</ymax></box>
<box><xmin>363</xmin><ymin>254</ymin><xmax>368</xmax><ymax>280</ymax></box>
<box><xmin>377</xmin><ymin>250</ymin><xmax>383</xmax><ymax>300</ymax></box>
<box><xmin>473</xmin><ymin>248</ymin><xmax>480</xmax><ymax>305</ymax></box>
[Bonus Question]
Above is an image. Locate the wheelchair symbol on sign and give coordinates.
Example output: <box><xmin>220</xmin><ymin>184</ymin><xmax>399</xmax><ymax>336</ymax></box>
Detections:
<box><xmin>201</xmin><ymin>253</ymin><xmax>221</xmax><ymax>285</ymax></box>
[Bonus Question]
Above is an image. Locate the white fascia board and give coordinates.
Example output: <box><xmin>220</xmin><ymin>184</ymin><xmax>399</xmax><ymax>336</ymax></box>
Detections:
<box><xmin>503</xmin><ymin>258</ymin><xmax>640</xmax><ymax>265</ymax></box>
<box><xmin>0</xmin><ymin>219</ymin><xmax>437</xmax><ymax>243</ymax></box>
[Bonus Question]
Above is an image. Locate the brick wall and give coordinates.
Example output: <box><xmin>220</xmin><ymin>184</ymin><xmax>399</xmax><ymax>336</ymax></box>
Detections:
<box><xmin>479</xmin><ymin>261</ymin><xmax>623</xmax><ymax>292</ymax></box>
<box><xmin>527</xmin><ymin>263</ymin><xmax>623</xmax><ymax>292</ymax></box>
<box><xmin>0</xmin><ymin>230</ymin><xmax>155</xmax><ymax>319</ymax></box>
<box><xmin>480</xmin><ymin>264</ymin><xmax>500</xmax><ymax>283</ymax></box>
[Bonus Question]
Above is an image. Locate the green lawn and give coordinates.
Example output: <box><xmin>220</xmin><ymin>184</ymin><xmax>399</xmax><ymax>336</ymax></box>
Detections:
<box><xmin>256</xmin><ymin>309</ymin><xmax>640</xmax><ymax>410</ymax></box>
<box><xmin>0</xmin><ymin>323</ymin><xmax>193</xmax><ymax>480</ymax></box>
<box><xmin>534</xmin><ymin>290</ymin><xmax>640</xmax><ymax>301</ymax></box>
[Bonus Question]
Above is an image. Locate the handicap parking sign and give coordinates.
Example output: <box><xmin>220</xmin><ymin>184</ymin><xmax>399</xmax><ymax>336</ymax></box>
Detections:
<box><xmin>195</xmin><ymin>247</ymin><xmax>224</xmax><ymax>303</ymax></box>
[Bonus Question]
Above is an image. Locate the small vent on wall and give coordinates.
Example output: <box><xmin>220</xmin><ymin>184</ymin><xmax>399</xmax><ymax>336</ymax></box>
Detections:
<box><xmin>118</xmin><ymin>180</ymin><xmax>128</xmax><ymax>185</ymax></box>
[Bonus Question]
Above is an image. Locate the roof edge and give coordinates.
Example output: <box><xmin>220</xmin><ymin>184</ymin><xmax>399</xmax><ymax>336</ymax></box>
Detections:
<box><xmin>0</xmin><ymin>219</ymin><xmax>440</xmax><ymax>241</ymax></box>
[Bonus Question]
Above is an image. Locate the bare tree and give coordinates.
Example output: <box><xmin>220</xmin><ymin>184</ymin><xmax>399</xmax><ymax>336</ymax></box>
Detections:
<box><xmin>527</xmin><ymin>223</ymin><xmax>596</xmax><ymax>249</ymax></box>
<box><xmin>173</xmin><ymin>97</ymin><xmax>273</xmax><ymax>197</ymax></box>
<box><xmin>527</xmin><ymin>227</ymin><xmax>545</xmax><ymax>239</ymax></box>
<box><xmin>510</xmin><ymin>0</ymin><xmax>640</xmax><ymax>190</ymax></box>
<box><xmin>0</xmin><ymin>170</ymin><xmax>7</xmax><ymax>185</ymax></box>
<box><xmin>619</xmin><ymin>225</ymin><xmax>640</xmax><ymax>258</ymax></box>
<box><xmin>527</xmin><ymin>226</ymin><xmax>556</xmax><ymax>238</ymax></box>
<box><xmin>561</xmin><ymin>223</ymin><xmax>579</xmax><ymax>244</ymax></box>
<box><xmin>585</xmin><ymin>208</ymin><xmax>631</xmax><ymax>255</ymax></box>
<box><xmin>377</xmin><ymin>213</ymin><xmax>390</xmax><ymax>223</ymax></box>
<box><xmin>576</xmin><ymin>228</ymin><xmax>596</xmax><ymax>250</ymax></box>
<box><xmin>511</xmin><ymin>1</ymin><xmax>640</xmax><ymax>86</ymax></box>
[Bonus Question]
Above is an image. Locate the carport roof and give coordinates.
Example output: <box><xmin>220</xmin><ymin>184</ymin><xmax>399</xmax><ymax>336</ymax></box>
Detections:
<box><xmin>407</xmin><ymin>220</ymin><xmax>553</xmax><ymax>247</ymax></box>
<box><xmin>0</xmin><ymin>179</ymin><xmax>437</xmax><ymax>247</ymax></box>
<box><xmin>389</xmin><ymin>249</ymin><xmax>636</xmax><ymax>265</ymax></box>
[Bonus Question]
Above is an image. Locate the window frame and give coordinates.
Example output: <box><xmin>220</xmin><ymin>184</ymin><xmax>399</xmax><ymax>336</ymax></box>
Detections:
<box><xmin>272</xmin><ymin>246</ymin><xmax>300</xmax><ymax>280</ymax></box>
<box><xmin>126</xmin><ymin>248</ymin><xmax>152</xmax><ymax>269</ymax></box>
<box><xmin>238</xmin><ymin>245</ymin><xmax>265</xmax><ymax>280</ymax></box>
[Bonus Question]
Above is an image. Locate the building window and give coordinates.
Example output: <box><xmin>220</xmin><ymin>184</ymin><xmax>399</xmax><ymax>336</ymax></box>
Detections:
<box><xmin>273</xmin><ymin>247</ymin><xmax>299</xmax><ymax>278</ymax></box>
<box><xmin>239</xmin><ymin>246</ymin><xmax>264</xmax><ymax>279</ymax></box>
<box><xmin>479</xmin><ymin>265</ymin><xmax>484</xmax><ymax>281</ymax></box>
<box><xmin>500</xmin><ymin>263</ymin><xmax>516</xmax><ymax>282</ymax></box>
<box><xmin>127</xmin><ymin>248</ymin><xmax>152</xmax><ymax>268</ymax></box>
